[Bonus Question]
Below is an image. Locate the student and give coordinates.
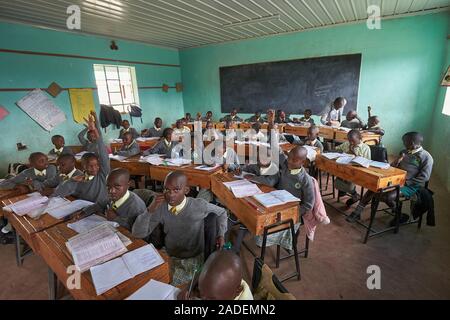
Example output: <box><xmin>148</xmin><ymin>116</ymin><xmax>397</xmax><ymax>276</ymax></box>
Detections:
<box><xmin>195</xmin><ymin>112</ymin><xmax>203</xmax><ymax>121</ymax></box>
<box><xmin>118</xmin><ymin>120</ymin><xmax>139</xmax><ymax>140</ymax></box>
<box><xmin>235</xmin><ymin>150</ymin><xmax>281</xmax><ymax>178</ymax></box>
<box><xmin>0</xmin><ymin>152</ymin><xmax>57</xmax><ymax>192</ymax></box>
<box><xmin>202</xmin><ymin>111</ymin><xmax>213</xmax><ymax>122</ymax></box>
<box><xmin>275</xmin><ymin>111</ymin><xmax>291</xmax><ymax>124</ymax></box>
<box><xmin>335</xmin><ymin>130</ymin><xmax>371</xmax><ymax>206</ymax></box>
<box><xmin>142</xmin><ymin>117</ymin><xmax>163</xmax><ymax>138</ymax></box>
<box><xmin>221</xmin><ymin>119</ymin><xmax>238</xmax><ymax>141</ymax></box>
<box><xmin>185</xmin><ymin>113</ymin><xmax>192</xmax><ymax>123</ymax></box>
<box><xmin>178</xmin><ymin>251</ymin><xmax>253</xmax><ymax>300</ymax></box>
<box><xmin>300</xmin><ymin>125</ymin><xmax>324</xmax><ymax>153</ymax></box>
<box><xmin>246</xmin><ymin>111</ymin><xmax>264</xmax><ymax>123</ymax></box>
<box><xmin>203</xmin><ymin>121</ymin><xmax>221</xmax><ymax>141</ymax></box>
<box><xmin>251</xmin><ymin>147</ymin><xmax>315</xmax><ymax>249</ymax></box>
<box><xmin>320</xmin><ymin>97</ymin><xmax>347</xmax><ymax>126</ymax></box>
<box><xmin>242</xmin><ymin>122</ymin><xmax>265</xmax><ymax>141</ymax></box>
<box><xmin>116</xmin><ymin>132</ymin><xmax>141</xmax><ymax>157</ymax></box>
<box><xmin>143</xmin><ymin>128</ymin><xmax>178</xmax><ymax>158</ymax></box>
<box><xmin>78</xmin><ymin>124</ymin><xmax>100</xmax><ymax>155</ymax></box>
<box><xmin>48</xmin><ymin>135</ymin><xmax>73</xmax><ymax>158</ymax></box>
<box><xmin>266</xmin><ymin>122</ymin><xmax>287</xmax><ymax>144</ymax></box>
<box><xmin>299</xmin><ymin>109</ymin><xmax>315</xmax><ymax>125</ymax></box>
<box><xmin>220</xmin><ymin>108</ymin><xmax>242</xmax><ymax>122</ymax></box>
<box><xmin>347</xmin><ymin>132</ymin><xmax>433</xmax><ymax>223</ymax></box>
<box><xmin>264</xmin><ymin>109</ymin><xmax>275</xmax><ymax>123</ymax></box>
<box><xmin>88</xmin><ymin>168</ymin><xmax>147</xmax><ymax>231</ymax></box>
<box><xmin>52</xmin><ymin>112</ymin><xmax>110</xmax><ymax>206</ymax></box>
<box><xmin>173</xmin><ymin>119</ymin><xmax>191</xmax><ymax>141</ymax></box>
<box><xmin>132</xmin><ymin>171</ymin><xmax>227</xmax><ymax>286</ymax></box>
<box><xmin>363</xmin><ymin>116</ymin><xmax>385</xmax><ymax>136</ymax></box>
<box><xmin>45</xmin><ymin>154</ymin><xmax>84</xmax><ymax>188</ymax></box>
<box><xmin>340</xmin><ymin>110</ymin><xmax>365</xmax><ymax>129</ymax></box>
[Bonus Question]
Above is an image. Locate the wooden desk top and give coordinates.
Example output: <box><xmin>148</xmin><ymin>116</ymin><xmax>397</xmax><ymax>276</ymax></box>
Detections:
<box><xmin>334</xmin><ymin>129</ymin><xmax>381</xmax><ymax>145</ymax></box>
<box><xmin>284</xmin><ymin>125</ymin><xmax>309</xmax><ymax>137</ymax></box>
<box><xmin>318</xmin><ymin>126</ymin><xmax>335</xmax><ymax>140</ymax></box>
<box><xmin>315</xmin><ymin>155</ymin><xmax>406</xmax><ymax>192</ymax></box>
<box><xmin>110</xmin><ymin>154</ymin><xmax>150</xmax><ymax>176</ymax></box>
<box><xmin>150</xmin><ymin>164</ymin><xmax>222</xmax><ymax>190</ymax></box>
<box><xmin>35</xmin><ymin>221</ymin><xmax>170</xmax><ymax>300</ymax></box>
<box><xmin>211</xmin><ymin>173</ymin><xmax>299</xmax><ymax>236</ymax></box>
<box><xmin>110</xmin><ymin>139</ymin><xmax>159</xmax><ymax>152</ymax></box>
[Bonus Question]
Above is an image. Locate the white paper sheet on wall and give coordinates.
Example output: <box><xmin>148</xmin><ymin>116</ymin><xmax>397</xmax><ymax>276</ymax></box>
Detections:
<box><xmin>16</xmin><ymin>89</ymin><xmax>66</xmax><ymax>131</ymax></box>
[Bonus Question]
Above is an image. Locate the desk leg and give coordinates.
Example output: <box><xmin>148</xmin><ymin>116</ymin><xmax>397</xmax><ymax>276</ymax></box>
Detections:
<box><xmin>394</xmin><ymin>186</ymin><xmax>401</xmax><ymax>234</ymax></box>
<box><xmin>14</xmin><ymin>229</ymin><xmax>22</xmax><ymax>267</ymax></box>
<box><xmin>48</xmin><ymin>268</ymin><xmax>57</xmax><ymax>300</ymax></box>
<box><xmin>364</xmin><ymin>193</ymin><xmax>381</xmax><ymax>244</ymax></box>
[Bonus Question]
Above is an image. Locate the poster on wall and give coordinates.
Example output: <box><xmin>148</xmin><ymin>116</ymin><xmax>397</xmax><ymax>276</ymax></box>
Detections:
<box><xmin>16</xmin><ymin>89</ymin><xmax>66</xmax><ymax>131</ymax></box>
<box><xmin>69</xmin><ymin>88</ymin><xmax>96</xmax><ymax>123</ymax></box>
<box><xmin>441</xmin><ymin>66</ymin><xmax>450</xmax><ymax>87</ymax></box>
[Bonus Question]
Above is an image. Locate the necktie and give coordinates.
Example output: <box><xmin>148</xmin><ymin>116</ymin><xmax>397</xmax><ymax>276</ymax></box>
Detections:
<box><xmin>170</xmin><ymin>207</ymin><xmax>177</xmax><ymax>214</ymax></box>
<box><xmin>112</xmin><ymin>204</ymin><xmax>118</xmax><ymax>210</ymax></box>
<box><xmin>60</xmin><ymin>174</ymin><xmax>69</xmax><ymax>181</ymax></box>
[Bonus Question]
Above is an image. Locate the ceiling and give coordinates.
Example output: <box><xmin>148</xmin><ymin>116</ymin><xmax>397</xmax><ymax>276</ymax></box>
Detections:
<box><xmin>0</xmin><ymin>0</ymin><xmax>449</xmax><ymax>49</ymax></box>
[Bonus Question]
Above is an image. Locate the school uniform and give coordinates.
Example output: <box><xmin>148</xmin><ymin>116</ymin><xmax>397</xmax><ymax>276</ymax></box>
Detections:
<box><xmin>146</xmin><ymin>127</ymin><xmax>163</xmax><ymax>138</ymax></box>
<box><xmin>45</xmin><ymin>168</ymin><xmax>84</xmax><ymax>188</ymax></box>
<box><xmin>143</xmin><ymin>139</ymin><xmax>179</xmax><ymax>158</ymax></box>
<box><xmin>202</xmin><ymin>116</ymin><xmax>213</xmax><ymax>122</ymax></box>
<box><xmin>320</xmin><ymin>105</ymin><xmax>345</xmax><ymax>125</ymax></box>
<box><xmin>340</xmin><ymin>118</ymin><xmax>365</xmax><ymax>129</ymax></box>
<box><xmin>48</xmin><ymin>146</ymin><xmax>73</xmax><ymax>158</ymax></box>
<box><xmin>397</xmin><ymin>147</ymin><xmax>433</xmax><ymax>197</ymax></box>
<box><xmin>220</xmin><ymin>115</ymin><xmax>243</xmax><ymax>122</ymax></box>
<box><xmin>246</xmin><ymin>115</ymin><xmax>264</xmax><ymax>123</ymax></box>
<box><xmin>299</xmin><ymin>117</ymin><xmax>315</xmax><ymax>125</ymax></box>
<box><xmin>118</xmin><ymin>127</ymin><xmax>139</xmax><ymax>140</ymax></box>
<box><xmin>173</xmin><ymin>126</ymin><xmax>191</xmax><ymax>141</ymax></box>
<box><xmin>93</xmin><ymin>191</ymin><xmax>147</xmax><ymax>231</ymax></box>
<box><xmin>52</xmin><ymin>136</ymin><xmax>110</xmax><ymax>207</ymax></box>
<box><xmin>241</xmin><ymin>162</ymin><xmax>279</xmax><ymax>177</ymax></box>
<box><xmin>302</xmin><ymin>138</ymin><xmax>324</xmax><ymax>153</ymax></box>
<box><xmin>78</xmin><ymin>127</ymin><xmax>99</xmax><ymax>155</ymax></box>
<box><xmin>0</xmin><ymin>165</ymin><xmax>58</xmax><ymax>192</ymax></box>
<box><xmin>274</xmin><ymin>116</ymin><xmax>292</xmax><ymax>124</ymax></box>
<box><xmin>117</xmin><ymin>140</ymin><xmax>141</xmax><ymax>157</ymax></box>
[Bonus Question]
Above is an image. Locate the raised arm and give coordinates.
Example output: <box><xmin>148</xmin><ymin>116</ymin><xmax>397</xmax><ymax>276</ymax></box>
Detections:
<box><xmin>78</xmin><ymin>127</ymin><xmax>89</xmax><ymax>146</ymax></box>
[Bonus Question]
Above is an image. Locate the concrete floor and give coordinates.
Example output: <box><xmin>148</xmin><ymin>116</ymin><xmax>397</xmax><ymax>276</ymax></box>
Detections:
<box><xmin>0</xmin><ymin>174</ymin><xmax>449</xmax><ymax>300</ymax></box>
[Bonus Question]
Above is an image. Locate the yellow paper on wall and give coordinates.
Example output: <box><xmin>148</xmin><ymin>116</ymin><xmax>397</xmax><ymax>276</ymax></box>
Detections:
<box><xmin>69</xmin><ymin>89</ymin><xmax>95</xmax><ymax>123</ymax></box>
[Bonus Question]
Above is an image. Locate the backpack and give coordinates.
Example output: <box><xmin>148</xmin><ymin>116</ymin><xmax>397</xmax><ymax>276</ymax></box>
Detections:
<box><xmin>128</xmin><ymin>104</ymin><xmax>143</xmax><ymax>125</ymax></box>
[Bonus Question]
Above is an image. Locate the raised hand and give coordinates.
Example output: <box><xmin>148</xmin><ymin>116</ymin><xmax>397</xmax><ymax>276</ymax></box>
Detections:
<box><xmin>148</xmin><ymin>194</ymin><xmax>165</xmax><ymax>213</ymax></box>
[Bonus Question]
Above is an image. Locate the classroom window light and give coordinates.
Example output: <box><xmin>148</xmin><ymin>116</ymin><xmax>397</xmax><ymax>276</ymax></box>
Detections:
<box><xmin>93</xmin><ymin>64</ymin><xmax>140</xmax><ymax>113</ymax></box>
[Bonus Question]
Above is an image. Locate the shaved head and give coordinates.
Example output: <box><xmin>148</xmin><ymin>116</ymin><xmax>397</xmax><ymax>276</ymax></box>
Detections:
<box><xmin>107</xmin><ymin>168</ymin><xmax>130</xmax><ymax>201</ymax></box>
<box><xmin>198</xmin><ymin>251</ymin><xmax>243</xmax><ymax>300</ymax></box>
<box><xmin>164</xmin><ymin>171</ymin><xmax>189</xmax><ymax>206</ymax></box>
<box><xmin>108</xmin><ymin>168</ymin><xmax>130</xmax><ymax>184</ymax></box>
<box><xmin>287</xmin><ymin>146</ymin><xmax>308</xmax><ymax>170</ymax></box>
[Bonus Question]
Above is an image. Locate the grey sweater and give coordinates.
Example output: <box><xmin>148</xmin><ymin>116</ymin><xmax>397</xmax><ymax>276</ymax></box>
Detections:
<box><xmin>48</xmin><ymin>146</ymin><xmax>73</xmax><ymax>157</ymax></box>
<box><xmin>118</xmin><ymin>128</ymin><xmax>139</xmax><ymax>140</ymax></box>
<box><xmin>52</xmin><ymin>136</ymin><xmax>110</xmax><ymax>207</ymax></box>
<box><xmin>146</xmin><ymin>127</ymin><xmax>163</xmax><ymax>138</ymax></box>
<box><xmin>0</xmin><ymin>165</ymin><xmax>57</xmax><ymax>191</ymax></box>
<box><xmin>117</xmin><ymin>140</ymin><xmax>141</xmax><ymax>157</ymax></box>
<box><xmin>398</xmin><ymin>148</ymin><xmax>434</xmax><ymax>187</ymax></box>
<box><xmin>143</xmin><ymin>140</ymin><xmax>179</xmax><ymax>158</ymax></box>
<box><xmin>46</xmin><ymin>168</ymin><xmax>84</xmax><ymax>188</ymax></box>
<box><xmin>132</xmin><ymin>197</ymin><xmax>227</xmax><ymax>259</ymax></box>
<box><xmin>251</xmin><ymin>165</ymin><xmax>315</xmax><ymax>216</ymax></box>
<box><xmin>299</xmin><ymin>138</ymin><xmax>324</xmax><ymax>153</ymax></box>
<box><xmin>78</xmin><ymin>128</ymin><xmax>99</xmax><ymax>155</ymax></box>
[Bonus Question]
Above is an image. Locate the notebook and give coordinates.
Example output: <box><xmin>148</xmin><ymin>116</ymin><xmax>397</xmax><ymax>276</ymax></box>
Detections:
<box><xmin>369</xmin><ymin>161</ymin><xmax>391</xmax><ymax>169</ymax></box>
<box><xmin>109</xmin><ymin>154</ymin><xmax>128</xmax><ymax>161</ymax></box>
<box><xmin>126</xmin><ymin>280</ymin><xmax>180</xmax><ymax>300</ymax></box>
<box><xmin>194</xmin><ymin>164</ymin><xmax>221</xmax><ymax>171</ymax></box>
<box><xmin>322</xmin><ymin>152</ymin><xmax>343</xmax><ymax>160</ymax></box>
<box><xmin>90</xmin><ymin>244</ymin><xmax>164</xmax><ymax>296</ymax></box>
<box><xmin>66</xmin><ymin>223</ymin><xmax>128</xmax><ymax>273</ymax></box>
<box><xmin>253</xmin><ymin>190</ymin><xmax>300</xmax><ymax>207</ymax></box>
<box><xmin>67</xmin><ymin>215</ymin><xmax>119</xmax><ymax>234</ymax></box>
<box><xmin>46</xmin><ymin>199</ymin><xmax>95</xmax><ymax>219</ymax></box>
<box><xmin>3</xmin><ymin>195</ymin><xmax>49</xmax><ymax>216</ymax></box>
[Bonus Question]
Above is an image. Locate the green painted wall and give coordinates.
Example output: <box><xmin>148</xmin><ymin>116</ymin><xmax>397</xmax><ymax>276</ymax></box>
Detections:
<box><xmin>429</xmin><ymin>41</ymin><xmax>450</xmax><ymax>192</ymax></box>
<box><xmin>180</xmin><ymin>13</ymin><xmax>449</xmax><ymax>158</ymax></box>
<box><xmin>0</xmin><ymin>22</ymin><xmax>184</xmax><ymax>175</ymax></box>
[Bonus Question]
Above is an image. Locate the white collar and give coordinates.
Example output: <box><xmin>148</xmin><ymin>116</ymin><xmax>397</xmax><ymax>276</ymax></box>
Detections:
<box><xmin>34</xmin><ymin>168</ymin><xmax>47</xmax><ymax>176</ymax></box>
<box><xmin>168</xmin><ymin>197</ymin><xmax>187</xmax><ymax>215</ymax></box>
<box><xmin>54</xmin><ymin>147</ymin><xmax>64</xmax><ymax>153</ymax></box>
<box><xmin>113</xmin><ymin>190</ymin><xmax>130</xmax><ymax>209</ymax></box>
<box><xmin>154</xmin><ymin>126</ymin><xmax>161</xmax><ymax>131</ymax></box>
<box><xmin>408</xmin><ymin>146</ymin><xmax>423</xmax><ymax>155</ymax></box>
<box><xmin>60</xmin><ymin>168</ymin><xmax>77</xmax><ymax>179</ymax></box>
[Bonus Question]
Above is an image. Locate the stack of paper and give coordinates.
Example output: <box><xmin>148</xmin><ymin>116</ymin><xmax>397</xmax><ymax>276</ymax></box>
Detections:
<box><xmin>322</xmin><ymin>153</ymin><xmax>343</xmax><ymax>160</ymax></box>
<box><xmin>336</xmin><ymin>155</ymin><xmax>354</xmax><ymax>165</ymax></box>
<box><xmin>194</xmin><ymin>164</ymin><xmax>221</xmax><ymax>171</ymax></box>
<box><xmin>233</xmin><ymin>171</ymin><xmax>255</xmax><ymax>180</ymax></box>
<box><xmin>224</xmin><ymin>180</ymin><xmax>263</xmax><ymax>198</ymax></box>
<box><xmin>90</xmin><ymin>244</ymin><xmax>164</xmax><ymax>295</ymax></box>
<box><xmin>66</xmin><ymin>223</ymin><xmax>128</xmax><ymax>272</ymax></box>
<box><xmin>109</xmin><ymin>154</ymin><xmax>128</xmax><ymax>161</ymax></box>
<box><xmin>3</xmin><ymin>195</ymin><xmax>49</xmax><ymax>216</ymax></box>
<box><xmin>75</xmin><ymin>151</ymin><xmax>89</xmax><ymax>160</ymax></box>
<box><xmin>253</xmin><ymin>190</ymin><xmax>300</xmax><ymax>207</ymax></box>
<box><xmin>165</xmin><ymin>158</ymin><xmax>192</xmax><ymax>166</ymax></box>
<box><xmin>303</xmin><ymin>145</ymin><xmax>318</xmax><ymax>162</ymax></box>
<box><xmin>369</xmin><ymin>161</ymin><xmax>391</xmax><ymax>169</ymax></box>
<box><xmin>46</xmin><ymin>199</ymin><xmax>95</xmax><ymax>219</ymax></box>
<box><xmin>351</xmin><ymin>156</ymin><xmax>371</xmax><ymax>168</ymax></box>
<box><xmin>27</xmin><ymin>196</ymin><xmax>70</xmax><ymax>219</ymax></box>
<box><xmin>136</xmin><ymin>137</ymin><xmax>159</xmax><ymax>142</ymax></box>
<box><xmin>68</xmin><ymin>215</ymin><xmax>119</xmax><ymax>234</ymax></box>
<box><xmin>126</xmin><ymin>280</ymin><xmax>180</xmax><ymax>300</ymax></box>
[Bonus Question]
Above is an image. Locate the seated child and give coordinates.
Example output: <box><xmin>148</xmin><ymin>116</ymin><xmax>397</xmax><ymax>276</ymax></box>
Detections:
<box><xmin>116</xmin><ymin>132</ymin><xmax>141</xmax><ymax>157</ymax></box>
<box><xmin>78</xmin><ymin>121</ymin><xmax>102</xmax><ymax>155</ymax></box>
<box><xmin>340</xmin><ymin>110</ymin><xmax>365</xmax><ymax>129</ymax></box>
<box><xmin>363</xmin><ymin>116</ymin><xmax>385</xmax><ymax>136</ymax></box>
<box><xmin>242</xmin><ymin>122</ymin><xmax>265</xmax><ymax>141</ymax></box>
<box><xmin>299</xmin><ymin>125</ymin><xmax>324</xmax><ymax>153</ymax></box>
<box><xmin>335</xmin><ymin>130</ymin><xmax>371</xmax><ymax>206</ymax></box>
<box><xmin>45</xmin><ymin>154</ymin><xmax>84</xmax><ymax>189</ymax></box>
<box><xmin>178</xmin><ymin>250</ymin><xmax>253</xmax><ymax>300</ymax></box>
<box><xmin>250</xmin><ymin>146</ymin><xmax>315</xmax><ymax>250</ymax></box>
<box><xmin>173</xmin><ymin>119</ymin><xmax>191</xmax><ymax>141</ymax></box>
<box><xmin>202</xmin><ymin>111</ymin><xmax>213</xmax><ymax>122</ymax></box>
<box><xmin>220</xmin><ymin>108</ymin><xmax>242</xmax><ymax>122</ymax></box>
<box><xmin>90</xmin><ymin>168</ymin><xmax>147</xmax><ymax>230</ymax></box>
<box><xmin>132</xmin><ymin>171</ymin><xmax>228</xmax><ymax>286</ymax></box>
<box><xmin>275</xmin><ymin>111</ymin><xmax>292</xmax><ymax>124</ymax></box>
<box><xmin>298</xmin><ymin>109</ymin><xmax>315</xmax><ymax>125</ymax></box>
<box><xmin>246</xmin><ymin>111</ymin><xmax>264</xmax><ymax>123</ymax></box>
<box><xmin>118</xmin><ymin>120</ymin><xmax>139</xmax><ymax>140</ymax></box>
<box><xmin>347</xmin><ymin>132</ymin><xmax>433</xmax><ymax>224</ymax></box>
<box><xmin>142</xmin><ymin>117</ymin><xmax>163</xmax><ymax>138</ymax></box>
<box><xmin>185</xmin><ymin>113</ymin><xmax>192</xmax><ymax>123</ymax></box>
<box><xmin>203</xmin><ymin>121</ymin><xmax>222</xmax><ymax>141</ymax></box>
<box><xmin>235</xmin><ymin>149</ymin><xmax>282</xmax><ymax>178</ymax></box>
<box><xmin>221</xmin><ymin>119</ymin><xmax>238</xmax><ymax>141</ymax></box>
<box><xmin>48</xmin><ymin>135</ymin><xmax>73</xmax><ymax>158</ymax></box>
<box><xmin>52</xmin><ymin>112</ymin><xmax>110</xmax><ymax>207</ymax></box>
<box><xmin>143</xmin><ymin>128</ymin><xmax>178</xmax><ymax>158</ymax></box>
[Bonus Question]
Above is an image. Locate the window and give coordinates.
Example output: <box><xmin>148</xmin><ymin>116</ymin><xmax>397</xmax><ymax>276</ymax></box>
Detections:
<box><xmin>443</xmin><ymin>87</ymin><xmax>450</xmax><ymax>116</ymax></box>
<box><xmin>93</xmin><ymin>64</ymin><xmax>140</xmax><ymax>113</ymax></box>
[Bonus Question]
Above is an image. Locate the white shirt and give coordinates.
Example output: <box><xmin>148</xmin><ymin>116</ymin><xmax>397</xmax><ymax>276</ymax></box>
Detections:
<box><xmin>60</xmin><ymin>168</ymin><xmax>77</xmax><ymax>180</ymax></box>
<box><xmin>167</xmin><ymin>196</ymin><xmax>187</xmax><ymax>215</ymax></box>
<box><xmin>34</xmin><ymin>168</ymin><xmax>46</xmax><ymax>177</ymax></box>
<box><xmin>320</xmin><ymin>105</ymin><xmax>345</xmax><ymax>125</ymax></box>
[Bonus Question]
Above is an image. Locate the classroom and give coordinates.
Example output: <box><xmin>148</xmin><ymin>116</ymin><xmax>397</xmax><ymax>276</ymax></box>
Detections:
<box><xmin>0</xmin><ymin>0</ymin><xmax>449</xmax><ymax>303</ymax></box>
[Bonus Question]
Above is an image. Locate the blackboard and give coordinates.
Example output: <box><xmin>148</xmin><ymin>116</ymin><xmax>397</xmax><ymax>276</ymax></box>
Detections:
<box><xmin>219</xmin><ymin>54</ymin><xmax>362</xmax><ymax>115</ymax></box>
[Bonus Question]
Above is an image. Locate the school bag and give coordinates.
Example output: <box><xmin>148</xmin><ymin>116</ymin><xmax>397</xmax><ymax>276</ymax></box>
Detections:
<box><xmin>128</xmin><ymin>104</ymin><xmax>143</xmax><ymax>125</ymax></box>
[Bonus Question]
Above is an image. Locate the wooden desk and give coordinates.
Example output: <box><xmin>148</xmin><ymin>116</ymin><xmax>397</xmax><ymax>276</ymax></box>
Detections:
<box><xmin>334</xmin><ymin>130</ymin><xmax>381</xmax><ymax>145</ymax></box>
<box><xmin>110</xmin><ymin>155</ymin><xmax>150</xmax><ymax>176</ymax></box>
<box><xmin>150</xmin><ymin>164</ymin><xmax>222</xmax><ymax>190</ymax></box>
<box><xmin>284</xmin><ymin>125</ymin><xmax>309</xmax><ymax>137</ymax></box>
<box><xmin>35</xmin><ymin>222</ymin><xmax>170</xmax><ymax>300</ymax></box>
<box><xmin>110</xmin><ymin>139</ymin><xmax>159</xmax><ymax>153</ymax></box>
<box><xmin>215</xmin><ymin>122</ymin><xmax>238</xmax><ymax>130</ymax></box>
<box><xmin>261</xmin><ymin>123</ymin><xmax>285</xmax><ymax>133</ymax></box>
<box><xmin>315</xmin><ymin>155</ymin><xmax>406</xmax><ymax>193</ymax></box>
<box><xmin>211</xmin><ymin>173</ymin><xmax>299</xmax><ymax>236</ymax></box>
<box><xmin>318</xmin><ymin>126</ymin><xmax>335</xmax><ymax>140</ymax></box>
<box><xmin>238</xmin><ymin>123</ymin><xmax>252</xmax><ymax>130</ymax></box>
<box><xmin>0</xmin><ymin>190</ymin><xmax>25</xmax><ymax>218</ymax></box>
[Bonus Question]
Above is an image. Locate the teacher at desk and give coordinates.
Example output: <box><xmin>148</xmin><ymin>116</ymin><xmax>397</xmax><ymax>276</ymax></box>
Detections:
<box><xmin>320</xmin><ymin>97</ymin><xmax>347</xmax><ymax>126</ymax></box>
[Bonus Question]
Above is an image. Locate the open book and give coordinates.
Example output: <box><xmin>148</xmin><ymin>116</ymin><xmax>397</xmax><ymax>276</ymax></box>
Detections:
<box><xmin>67</xmin><ymin>215</ymin><xmax>119</xmax><ymax>234</ymax></box>
<box><xmin>335</xmin><ymin>155</ymin><xmax>390</xmax><ymax>169</ymax></box>
<box><xmin>90</xmin><ymin>244</ymin><xmax>164</xmax><ymax>296</ymax></box>
<box><xmin>3</xmin><ymin>194</ymin><xmax>49</xmax><ymax>216</ymax></box>
<box><xmin>109</xmin><ymin>154</ymin><xmax>128</xmax><ymax>161</ymax></box>
<box><xmin>126</xmin><ymin>280</ymin><xmax>180</xmax><ymax>300</ymax></box>
<box><xmin>194</xmin><ymin>164</ymin><xmax>221</xmax><ymax>171</ymax></box>
<box><xmin>66</xmin><ymin>223</ymin><xmax>128</xmax><ymax>273</ymax></box>
<box><xmin>136</xmin><ymin>137</ymin><xmax>159</xmax><ymax>142</ymax></box>
<box><xmin>322</xmin><ymin>152</ymin><xmax>344</xmax><ymax>160</ymax></box>
<box><xmin>253</xmin><ymin>190</ymin><xmax>300</xmax><ymax>207</ymax></box>
<box><xmin>223</xmin><ymin>180</ymin><xmax>263</xmax><ymax>198</ymax></box>
<box><xmin>46</xmin><ymin>199</ymin><xmax>95</xmax><ymax>219</ymax></box>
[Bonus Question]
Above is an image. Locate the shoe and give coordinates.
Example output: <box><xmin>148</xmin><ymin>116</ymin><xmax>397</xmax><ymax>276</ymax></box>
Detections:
<box><xmin>1</xmin><ymin>223</ymin><xmax>12</xmax><ymax>234</ymax></box>
<box><xmin>346</xmin><ymin>211</ymin><xmax>361</xmax><ymax>223</ymax></box>
<box><xmin>389</xmin><ymin>214</ymin><xmax>410</xmax><ymax>227</ymax></box>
